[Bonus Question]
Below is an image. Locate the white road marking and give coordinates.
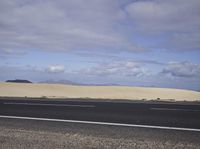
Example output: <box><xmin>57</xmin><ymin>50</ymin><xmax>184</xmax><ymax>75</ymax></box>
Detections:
<box><xmin>0</xmin><ymin>115</ymin><xmax>200</xmax><ymax>132</ymax></box>
<box><xmin>3</xmin><ymin>102</ymin><xmax>95</xmax><ymax>108</ymax></box>
<box><xmin>150</xmin><ymin>107</ymin><xmax>200</xmax><ymax>112</ymax></box>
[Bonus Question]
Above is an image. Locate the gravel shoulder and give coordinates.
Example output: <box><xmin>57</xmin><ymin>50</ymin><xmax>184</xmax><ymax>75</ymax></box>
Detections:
<box><xmin>0</xmin><ymin>118</ymin><xmax>200</xmax><ymax>149</ymax></box>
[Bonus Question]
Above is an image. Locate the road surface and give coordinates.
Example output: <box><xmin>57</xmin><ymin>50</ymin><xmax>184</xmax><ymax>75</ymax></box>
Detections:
<box><xmin>0</xmin><ymin>98</ymin><xmax>200</xmax><ymax>129</ymax></box>
<box><xmin>0</xmin><ymin>98</ymin><xmax>200</xmax><ymax>148</ymax></box>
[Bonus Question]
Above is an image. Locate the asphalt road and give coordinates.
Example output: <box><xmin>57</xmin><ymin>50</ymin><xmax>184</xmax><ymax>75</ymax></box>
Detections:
<box><xmin>0</xmin><ymin>98</ymin><xmax>200</xmax><ymax>129</ymax></box>
<box><xmin>1</xmin><ymin>98</ymin><xmax>200</xmax><ymax>148</ymax></box>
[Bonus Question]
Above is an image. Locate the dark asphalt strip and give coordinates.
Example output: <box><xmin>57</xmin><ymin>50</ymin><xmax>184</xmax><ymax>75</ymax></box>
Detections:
<box><xmin>0</xmin><ymin>98</ymin><xmax>200</xmax><ymax>129</ymax></box>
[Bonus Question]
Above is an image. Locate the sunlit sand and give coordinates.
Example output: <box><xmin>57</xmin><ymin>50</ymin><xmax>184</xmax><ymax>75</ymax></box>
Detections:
<box><xmin>0</xmin><ymin>82</ymin><xmax>199</xmax><ymax>101</ymax></box>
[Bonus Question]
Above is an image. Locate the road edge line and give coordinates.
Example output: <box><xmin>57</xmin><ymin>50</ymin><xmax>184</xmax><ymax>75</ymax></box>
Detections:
<box><xmin>0</xmin><ymin>115</ymin><xmax>200</xmax><ymax>132</ymax></box>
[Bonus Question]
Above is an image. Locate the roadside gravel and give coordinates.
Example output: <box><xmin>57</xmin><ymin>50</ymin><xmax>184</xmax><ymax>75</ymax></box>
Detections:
<box><xmin>0</xmin><ymin>118</ymin><xmax>200</xmax><ymax>149</ymax></box>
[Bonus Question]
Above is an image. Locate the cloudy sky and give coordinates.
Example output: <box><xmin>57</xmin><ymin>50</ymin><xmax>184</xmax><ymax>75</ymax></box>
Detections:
<box><xmin>0</xmin><ymin>0</ymin><xmax>200</xmax><ymax>90</ymax></box>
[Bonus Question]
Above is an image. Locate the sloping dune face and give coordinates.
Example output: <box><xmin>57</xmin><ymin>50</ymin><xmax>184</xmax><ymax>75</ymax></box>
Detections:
<box><xmin>0</xmin><ymin>83</ymin><xmax>200</xmax><ymax>101</ymax></box>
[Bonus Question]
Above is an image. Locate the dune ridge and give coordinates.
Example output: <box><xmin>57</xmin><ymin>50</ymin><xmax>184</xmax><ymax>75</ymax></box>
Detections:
<box><xmin>0</xmin><ymin>82</ymin><xmax>200</xmax><ymax>101</ymax></box>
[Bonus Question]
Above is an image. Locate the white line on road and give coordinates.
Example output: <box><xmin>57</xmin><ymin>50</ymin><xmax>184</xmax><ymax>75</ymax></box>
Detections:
<box><xmin>0</xmin><ymin>115</ymin><xmax>200</xmax><ymax>132</ymax></box>
<box><xmin>2</xmin><ymin>102</ymin><xmax>95</xmax><ymax>108</ymax></box>
<box><xmin>150</xmin><ymin>107</ymin><xmax>200</xmax><ymax>112</ymax></box>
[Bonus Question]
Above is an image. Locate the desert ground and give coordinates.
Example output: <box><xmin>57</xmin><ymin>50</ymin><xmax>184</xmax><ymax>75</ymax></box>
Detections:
<box><xmin>0</xmin><ymin>82</ymin><xmax>200</xmax><ymax>101</ymax></box>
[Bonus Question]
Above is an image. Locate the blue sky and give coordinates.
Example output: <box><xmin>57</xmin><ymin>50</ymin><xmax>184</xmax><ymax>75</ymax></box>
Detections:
<box><xmin>0</xmin><ymin>0</ymin><xmax>200</xmax><ymax>90</ymax></box>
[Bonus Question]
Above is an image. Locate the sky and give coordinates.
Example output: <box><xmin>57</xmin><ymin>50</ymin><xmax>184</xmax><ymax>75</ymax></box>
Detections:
<box><xmin>0</xmin><ymin>0</ymin><xmax>200</xmax><ymax>91</ymax></box>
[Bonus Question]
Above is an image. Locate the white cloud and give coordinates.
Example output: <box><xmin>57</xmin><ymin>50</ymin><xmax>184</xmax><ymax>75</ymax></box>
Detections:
<box><xmin>1</xmin><ymin>62</ymin><xmax>200</xmax><ymax>90</ymax></box>
<box><xmin>125</xmin><ymin>0</ymin><xmax>200</xmax><ymax>33</ymax></box>
<box><xmin>1</xmin><ymin>0</ymin><xmax>199</xmax><ymax>54</ymax></box>
<box><xmin>0</xmin><ymin>65</ymin><xmax>72</xmax><ymax>82</ymax></box>
<box><xmin>125</xmin><ymin>0</ymin><xmax>200</xmax><ymax>50</ymax></box>
<box><xmin>161</xmin><ymin>61</ymin><xmax>200</xmax><ymax>78</ymax></box>
<box><xmin>82</xmin><ymin>61</ymin><xmax>149</xmax><ymax>77</ymax></box>
<box><xmin>0</xmin><ymin>0</ymin><xmax>143</xmax><ymax>55</ymax></box>
<box><xmin>46</xmin><ymin>65</ymin><xmax>65</xmax><ymax>73</ymax></box>
<box><xmin>0</xmin><ymin>48</ymin><xmax>26</xmax><ymax>57</ymax></box>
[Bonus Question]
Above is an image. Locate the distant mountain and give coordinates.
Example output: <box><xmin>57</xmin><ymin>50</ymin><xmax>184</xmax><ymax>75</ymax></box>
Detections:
<box><xmin>39</xmin><ymin>79</ymin><xmax>81</xmax><ymax>85</ymax></box>
<box><xmin>85</xmin><ymin>83</ymin><xmax>120</xmax><ymax>86</ymax></box>
<box><xmin>40</xmin><ymin>79</ymin><xmax>120</xmax><ymax>86</ymax></box>
<box><xmin>6</xmin><ymin>79</ymin><xmax>32</xmax><ymax>83</ymax></box>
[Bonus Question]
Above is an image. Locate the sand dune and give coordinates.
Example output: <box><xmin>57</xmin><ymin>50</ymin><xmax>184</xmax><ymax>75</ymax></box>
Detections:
<box><xmin>0</xmin><ymin>82</ymin><xmax>199</xmax><ymax>101</ymax></box>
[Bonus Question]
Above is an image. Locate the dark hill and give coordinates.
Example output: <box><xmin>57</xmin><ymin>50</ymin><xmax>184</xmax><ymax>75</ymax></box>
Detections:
<box><xmin>6</xmin><ymin>79</ymin><xmax>32</xmax><ymax>83</ymax></box>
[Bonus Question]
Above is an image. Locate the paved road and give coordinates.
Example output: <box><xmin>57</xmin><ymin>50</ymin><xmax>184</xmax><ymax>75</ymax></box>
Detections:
<box><xmin>0</xmin><ymin>98</ymin><xmax>200</xmax><ymax>129</ymax></box>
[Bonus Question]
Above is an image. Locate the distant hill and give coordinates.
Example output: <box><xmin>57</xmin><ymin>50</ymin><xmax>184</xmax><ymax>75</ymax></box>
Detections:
<box><xmin>39</xmin><ymin>79</ymin><xmax>81</xmax><ymax>85</ymax></box>
<box><xmin>40</xmin><ymin>79</ymin><xmax>119</xmax><ymax>86</ymax></box>
<box><xmin>6</xmin><ymin>79</ymin><xmax>32</xmax><ymax>83</ymax></box>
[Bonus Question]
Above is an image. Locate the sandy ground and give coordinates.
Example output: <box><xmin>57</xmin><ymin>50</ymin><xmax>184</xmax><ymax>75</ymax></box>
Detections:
<box><xmin>0</xmin><ymin>118</ymin><xmax>200</xmax><ymax>149</ymax></box>
<box><xmin>0</xmin><ymin>82</ymin><xmax>200</xmax><ymax>101</ymax></box>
